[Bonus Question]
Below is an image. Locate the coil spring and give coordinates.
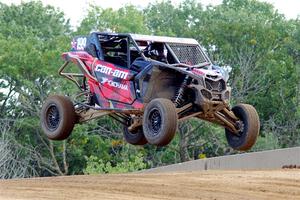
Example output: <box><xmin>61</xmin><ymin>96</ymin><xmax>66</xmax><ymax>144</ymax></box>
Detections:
<box><xmin>173</xmin><ymin>75</ymin><xmax>189</xmax><ymax>107</ymax></box>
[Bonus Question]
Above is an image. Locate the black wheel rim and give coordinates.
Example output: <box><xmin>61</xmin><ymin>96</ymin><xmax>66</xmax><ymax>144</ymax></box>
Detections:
<box><xmin>148</xmin><ymin>108</ymin><xmax>162</xmax><ymax>136</ymax></box>
<box><xmin>46</xmin><ymin>104</ymin><xmax>60</xmax><ymax>131</ymax></box>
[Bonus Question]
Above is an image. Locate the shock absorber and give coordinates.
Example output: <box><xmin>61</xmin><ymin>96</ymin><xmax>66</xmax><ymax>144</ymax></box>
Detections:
<box><xmin>173</xmin><ymin>75</ymin><xmax>189</xmax><ymax>107</ymax></box>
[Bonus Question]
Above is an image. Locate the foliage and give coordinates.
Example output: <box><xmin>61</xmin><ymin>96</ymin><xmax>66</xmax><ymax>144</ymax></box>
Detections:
<box><xmin>77</xmin><ymin>5</ymin><xmax>148</xmax><ymax>34</ymax></box>
<box><xmin>251</xmin><ymin>132</ymin><xmax>280</xmax><ymax>151</ymax></box>
<box><xmin>84</xmin><ymin>152</ymin><xmax>147</xmax><ymax>174</ymax></box>
<box><xmin>0</xmin><ymin>119</ymin><xmax>37</xmax><ymax>179</ymax></box>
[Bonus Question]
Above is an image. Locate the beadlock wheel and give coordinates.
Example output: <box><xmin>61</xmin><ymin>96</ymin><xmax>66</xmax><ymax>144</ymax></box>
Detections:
<box><xmin>225</xmin><ymin>104</ymin><xmax>260</xmax><ymax>151</ymax></box>
<box><xmin>45</xmin><ymin>104</ymin><xmax>60</xmax><ymax>131</ymax></box>
<box><xmin>143</xmin><ymin>98</ymin><xmax>178</xmax><ymax>146</ymax></box>
<box><xmin>41</xmin><ymin>95</ymin><xmax>76</xmax><ymax>140</ymax></box>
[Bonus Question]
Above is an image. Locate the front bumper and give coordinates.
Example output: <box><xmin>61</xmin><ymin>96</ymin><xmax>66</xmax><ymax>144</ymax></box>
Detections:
<box><xmin>191</xmin><ymin>83</ymin><xmax>231</xmax><ymax>114</ymax></box>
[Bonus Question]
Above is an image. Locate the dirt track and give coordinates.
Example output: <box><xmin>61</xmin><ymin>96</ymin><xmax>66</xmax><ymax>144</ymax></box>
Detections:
<box><xmin>0</xmin><ymin>170</ymin><xmax>300</xmax><ymax>200</ymax></box>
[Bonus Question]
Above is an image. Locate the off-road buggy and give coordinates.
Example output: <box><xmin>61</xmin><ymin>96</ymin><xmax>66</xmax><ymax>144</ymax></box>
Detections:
<box><xmin>41</xmin><ymin>32</ymin><xmax>260</xmax><ymax>150</ymax></box>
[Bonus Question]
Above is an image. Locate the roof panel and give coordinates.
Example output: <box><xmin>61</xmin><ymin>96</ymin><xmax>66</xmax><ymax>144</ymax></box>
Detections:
<box><xmin>130</xmin><ymin>34</ymin><xmax>199</xmax><ymax>45</ymax></box>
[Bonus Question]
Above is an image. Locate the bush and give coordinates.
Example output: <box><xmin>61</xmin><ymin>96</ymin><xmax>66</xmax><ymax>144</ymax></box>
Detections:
<box><xmin>84</xmin><ymin>152</ymin><xmax>147</xmax><ymax>174</ymax></box>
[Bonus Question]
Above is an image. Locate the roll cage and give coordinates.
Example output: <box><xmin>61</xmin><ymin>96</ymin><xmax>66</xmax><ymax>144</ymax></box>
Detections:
<box><xmin>73</xmin><ymin>32</ymin><xmax>212</xmax><ymax>70</ymax></box>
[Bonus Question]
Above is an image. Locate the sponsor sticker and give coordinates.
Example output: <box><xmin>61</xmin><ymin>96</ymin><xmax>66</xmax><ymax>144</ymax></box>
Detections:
<box><xmin>95</xmin><ymin>65</ymin><xmax>129</xmax><ymax>79</ymax></box>
<box><xmin>101</xmin><ymin>77</ymin><xmax>128</xmax><ymax>91</ymax></box>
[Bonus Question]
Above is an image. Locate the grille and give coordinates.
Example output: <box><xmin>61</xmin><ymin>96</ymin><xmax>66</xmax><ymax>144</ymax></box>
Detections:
<box><xmin>201</xmin><ymin>89</ymin><xmax>212</xmax><ymax>100</ymax></box>
<box><xmin>205</xmin><ymin>79</ymin><xmax>225</xmax><ymax>92</ymax></box>
<box><xmin>168</xmin><ymin>44</ymin><xmax>208</xmax><ymax>66</ymax></box>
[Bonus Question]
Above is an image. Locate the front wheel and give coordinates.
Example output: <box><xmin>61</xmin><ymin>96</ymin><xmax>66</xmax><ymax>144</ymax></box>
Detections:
<box><xmin>225</xmin><ymin>104</ymin><xmax>260</xmax><ymax>151</ymax></box>
<box><xmin>41</xmin><ymin>95</ymin><xmax>76</xmax><ymax>140</ymax></box>
<box><xmin>143</xmin><ymin>98</ymin><xmax>178</xmax><ymax>146</ymax></box>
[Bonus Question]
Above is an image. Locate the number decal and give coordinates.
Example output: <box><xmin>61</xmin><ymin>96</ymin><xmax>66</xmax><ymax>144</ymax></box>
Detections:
<box><xmin>76</xmin><ymin>37</ymin><xmax>87</xmax><ymax>50</ymax></box>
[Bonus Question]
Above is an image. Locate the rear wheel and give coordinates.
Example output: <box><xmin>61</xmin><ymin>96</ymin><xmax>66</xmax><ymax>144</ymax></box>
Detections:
<box><xmin>41</xmin><ymin>95</ymin><xmax>76</xmax><ymax>140</ymax></box>
<box><xmin>225</xmin><ymin>104</ymin><xmax>260</xmax><ymax>151</ymax></box>
<box><xmin>123</xmin><ymin>126</ymin><xmax>147</xmax><ymax>145</ymax></box>
<box><xmin>143</xmin><ymin>98</ymin><xmax>178</xmax><ymax>146</ymax></box>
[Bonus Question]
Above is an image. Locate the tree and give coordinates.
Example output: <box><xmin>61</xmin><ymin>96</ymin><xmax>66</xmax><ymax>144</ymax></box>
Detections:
<box><xmin>0</xmin><ymin>1</ymin><xmax>72</xmax><ymax>177</ymax></box>
<box><xmin>144</xmin><ymin>0</ymin><xmax>203</xmax><ymax>37</ymax></box>
<box><xmin>77</xmin><ymin>5</ymin><xmax>149</xmax><ymax>34</ymax></box>
<box><xmin>0</xmin><ymin>119</ymin><xmax>38</xmax><ymax>179</ymax></box>
<box><xmin>190</xmin><ymin>0</ymin><xmax>300</xmax><ymax>147</ymax></box>
<box><xmin>1</xmin><ymin>0</ymin><xmax>299</xmax><ymax>178</ymax></box>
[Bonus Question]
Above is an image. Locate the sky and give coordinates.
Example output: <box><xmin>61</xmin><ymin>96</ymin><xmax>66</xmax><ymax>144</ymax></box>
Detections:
<box><xmin>1</xmin><ymin>0</ymin><xmax>300</xmax><ymax>27</ymax></box>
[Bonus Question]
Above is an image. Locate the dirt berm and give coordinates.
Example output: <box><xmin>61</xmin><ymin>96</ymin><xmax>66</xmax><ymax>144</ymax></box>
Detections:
<box><xmin>0</xmin><ymin>170</ymin><xmax>299</xmax><ymax>200</ymax></box>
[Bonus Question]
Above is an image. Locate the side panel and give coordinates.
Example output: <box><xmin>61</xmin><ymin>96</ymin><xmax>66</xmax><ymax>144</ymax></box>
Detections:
<box><xmin>141</xmin><ymin>67</ymin><xmax>183</xmax><ymax>103</ymax></box>
<box><xmin>93</xmin><ymin>60</ymin><xmax>137</xmax><ymax>105</ymax></box>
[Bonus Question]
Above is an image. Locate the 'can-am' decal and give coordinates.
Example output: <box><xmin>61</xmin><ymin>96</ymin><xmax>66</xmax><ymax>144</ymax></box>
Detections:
<box><xmin>95</xmin><ymin>65</ymin><xmax>129</xmax><ymax>79</ymax></box>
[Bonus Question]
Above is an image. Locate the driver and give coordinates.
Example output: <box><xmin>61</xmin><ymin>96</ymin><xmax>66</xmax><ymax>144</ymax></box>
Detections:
<box><xmin>145</xmin><ymin>42</ymin><xmax>167</xmax><ymax>63</ymax></box>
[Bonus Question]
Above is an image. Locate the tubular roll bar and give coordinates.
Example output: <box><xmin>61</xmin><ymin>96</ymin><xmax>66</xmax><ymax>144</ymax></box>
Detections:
<box><xmin>58</xmin><ymin>54</ymin><xmax>98</xmax><ymax>89</ymax></box>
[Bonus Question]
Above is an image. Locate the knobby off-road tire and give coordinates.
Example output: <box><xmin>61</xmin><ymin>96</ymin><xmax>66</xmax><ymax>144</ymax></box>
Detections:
<box><xmin>123</xmin><ymin>126</ymin><xmax>147</xmax><ymax>145</ymax></box>
<box><xmin>143</xmin><ymin>98</ymin><xmax>178</xmax><ymax>146</ymax></box>
<box><xmin>225</xmin><ymin>104</ymin><xmax>260</xmax><ymax>151</ymax></box>
<box><xmin>41</xmin><ymin>95</ymin><xmax>76</xmax><ymax>140</ymax></box>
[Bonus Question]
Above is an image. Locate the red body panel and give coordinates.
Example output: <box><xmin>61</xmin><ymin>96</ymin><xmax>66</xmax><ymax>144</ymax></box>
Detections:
<box><xmin>63</xmin><ymin>52</ymin><xmax>143</xmax><ymax>110</ymax></box>
<box><xmin>93</xmin><ymin>60</ymin><xmax>136</xmax><ymax>104</ymax></box>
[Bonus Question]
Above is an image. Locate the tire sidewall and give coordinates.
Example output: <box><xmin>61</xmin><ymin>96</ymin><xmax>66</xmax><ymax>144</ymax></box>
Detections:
<box><xmin>225</xmin><ymin>104</ymin><xmax>259</xmax><ymax>151</ymax></box>
<box><xmin>225</xmin><ymin>106</ymin><xmax>249</xmax><ymax>148</ymax></box>
<box><xmin>41</xmin><ymin>96</ymin><xmax>75</xmax><ymax>140</ymax></box>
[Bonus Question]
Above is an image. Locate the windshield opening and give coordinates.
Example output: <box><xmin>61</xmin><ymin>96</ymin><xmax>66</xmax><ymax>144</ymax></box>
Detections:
<box><xmin>134</xmin><ymin>39</ymin><xmax>210</xmax><ymax>66</ymax></box>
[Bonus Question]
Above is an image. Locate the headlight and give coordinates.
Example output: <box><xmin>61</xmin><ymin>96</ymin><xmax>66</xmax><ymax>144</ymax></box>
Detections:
<box><xmin>212</xmin><ymin>65</ymin><xmax>229</xmax><ymax>82</ymax></box>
